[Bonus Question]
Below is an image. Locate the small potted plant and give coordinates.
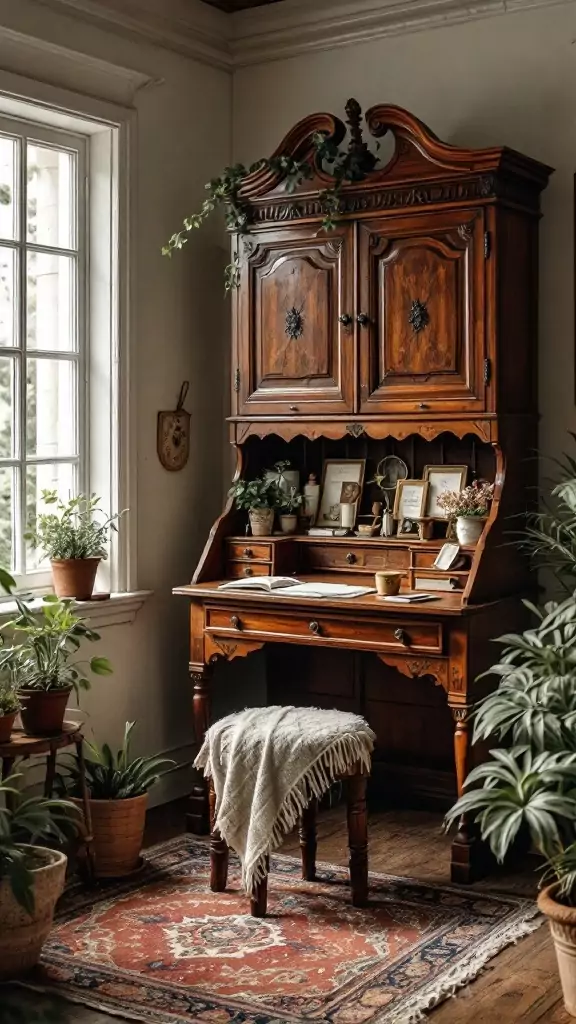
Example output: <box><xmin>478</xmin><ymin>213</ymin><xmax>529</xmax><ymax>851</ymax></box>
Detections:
<box><xmin>0</xmin><ymin>679</ymin><xmax>21</xmax><ymax>743</ymax></box>
<box><xmin>26</xmin><ymin>490</ymin><xmax>126</xmax><ymax>600</ymax></box>
<box><xmin>4</xmin><ymin>597</ymin><xmax>113</xmax><ymax>736</ymax></box>
<box><xmin>228</xmin><ymin>476</ymin><xmax>280</xmax><ymax>537</ymax></box>
<box><xmin>277</xmin><ymin>487</ymin><xmax>303</xmax><ymax>534</ymax></box>
<box><xmin>0</xmin><ymin>772</ymin><xmax>79</xmax><ymax>979</ymax></box>
<box><xmin>58</xmin><ymin>721</ymin><xmax>174</xmax><ymax>878</ymax></box>
<box><xmin>437</xmin><ymin>480</ymin><xmax>494</xmax><ymax>545</ymax></box>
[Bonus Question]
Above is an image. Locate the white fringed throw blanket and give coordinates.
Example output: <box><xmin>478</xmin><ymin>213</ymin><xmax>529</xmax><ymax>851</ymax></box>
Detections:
<box><xmin>194</xmin><ymin>705</ymin><xmax>375</xmax><ymax>894</ymax></box>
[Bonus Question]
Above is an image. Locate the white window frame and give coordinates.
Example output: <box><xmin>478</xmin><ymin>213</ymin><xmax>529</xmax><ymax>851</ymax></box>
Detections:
<box><xmin>0</xmin><ymin>113</ymin><xmax>88</xmax><ymax>590</ymax></box>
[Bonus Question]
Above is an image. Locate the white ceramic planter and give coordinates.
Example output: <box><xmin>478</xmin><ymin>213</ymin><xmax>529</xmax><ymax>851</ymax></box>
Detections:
<box><xmin>279</xmin><ymin>514</ymin><xmax>298</xmax><ymax>534</ymax></box>
<box><xmin>455</xmin><ymin>516</ymin><xmax>485</xmax><ymax>546</ymax></box>
<box><xmin>249</xmin><ymin>508</ymin><xmax>274</xmax><ymax>537</ymax></box>
<box><xmin>538</xmin><ymin>884</ymin><xmax>576</xmax><ymax>1016</ymax></box>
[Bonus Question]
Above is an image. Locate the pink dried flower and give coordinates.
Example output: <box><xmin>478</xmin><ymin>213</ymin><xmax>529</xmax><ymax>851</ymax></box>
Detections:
<box><xmin>437</xmin><ymin>481</ymin><xmax>494</xmax><ymax>519</ymax></box>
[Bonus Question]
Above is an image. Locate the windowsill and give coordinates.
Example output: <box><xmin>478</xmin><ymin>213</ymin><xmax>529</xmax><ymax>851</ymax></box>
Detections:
<box><xmin>0</xmin><ymin>590</ymin><xmax>152</xmax><ymax>628</ymax></box>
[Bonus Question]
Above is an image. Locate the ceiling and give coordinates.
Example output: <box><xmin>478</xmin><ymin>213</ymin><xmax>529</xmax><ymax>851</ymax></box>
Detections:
<box><xmin>201</xmin><ymin>0</ymin><xmax>286</xmax><ymax>11</ymax></box>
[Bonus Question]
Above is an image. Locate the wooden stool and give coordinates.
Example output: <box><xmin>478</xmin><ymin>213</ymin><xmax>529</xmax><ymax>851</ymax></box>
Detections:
<box><xmin>209</xmin><ymin>763</ymin><xmax>368</xmax><ymax>917</ymax></box>
<box><xmin>0</xmin><ymin>722</ymin><xmax>95</xmax><ymax>882</ymax></box>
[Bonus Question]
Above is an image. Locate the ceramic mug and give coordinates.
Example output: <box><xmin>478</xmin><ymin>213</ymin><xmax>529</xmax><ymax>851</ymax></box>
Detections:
<box><xmin>375</xmin><ymin>570</ymin><xmax>404</xmax><ymax>597</ymax></box>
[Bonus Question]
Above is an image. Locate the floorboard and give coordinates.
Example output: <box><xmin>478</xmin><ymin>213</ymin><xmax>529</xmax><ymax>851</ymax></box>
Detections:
<box><xmin>0</xmin><ymin>800</ymin><xmax>564</xmax><ymax>1024</ymax></box>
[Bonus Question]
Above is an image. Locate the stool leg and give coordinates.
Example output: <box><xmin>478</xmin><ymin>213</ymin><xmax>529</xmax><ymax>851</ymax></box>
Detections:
<box><xmin>1</xmin><ymin>758</ymin><xmax>16</xmax><ymax>811</ymax></box>
<box><xmin>299</xmin><ymin>798</ymin><xmax>317</xmax><ymax>881</ymax></box>
<box><xmin>250</xmin><ymin>856</ymin><xmax>269</xmax><ymax>918</ymax></box>
<box><xmin>347</xmin><ymin>773</ymin><xmax>368</xmax><ymax>908</ymax></box>
<box><xmin>209</xmin><ymin>778</ymin><xmax>229</xmax><ymax>893</ymax></box>
<box><xmin>76</xmin><ymin>739</ymin><xmax>95</xmax><ymax>884</ymax></box>
<box><xmin>44</xmin><ymin>749</ymin><xmax>57</xmax><ymax>797</ymax></box>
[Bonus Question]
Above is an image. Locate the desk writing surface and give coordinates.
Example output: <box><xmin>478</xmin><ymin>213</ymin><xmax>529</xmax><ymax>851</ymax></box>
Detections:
<box><xmin>173</xmin><ymin>576</ymin><xmax>496</xmax><ymax>617</ymax></box>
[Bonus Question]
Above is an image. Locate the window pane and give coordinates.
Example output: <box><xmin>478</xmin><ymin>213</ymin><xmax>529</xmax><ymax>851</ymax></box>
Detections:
<box><xmin>26</xmin><ymin>462</ymin><xmax>76</xmax><ymax>570</ymax></box>
<box><xmin>27</xmin><ymin>143</ymin><xmax>75</xmax><ymax>249</ymax></box>
<box><xmin>0</xmin><ymin>135</ymin><xmax>17</xmax><ymax>242</ymax></box>
<box><xmin>0</xmin><ymin>247</ymin><xmax>17</xmax><ymax>347</ymax></box>
<box><xmin>0</xmin><ymin>355</ymin><xmax>15</xmax><ymax>458</ymax></box>
<box><xmin>0</xmin><ymin>466</ymin><xmax>14</xmax><ymax>571</ymax></box>
<box><xmin>27</xmin><ymin>250</ymin><xmax>75</xmax><ymax>351</ymax></box>
<box><xmin>26</xmin><ymin>358</ymin><xmax>76</xmax><ymax>457</ymax></box>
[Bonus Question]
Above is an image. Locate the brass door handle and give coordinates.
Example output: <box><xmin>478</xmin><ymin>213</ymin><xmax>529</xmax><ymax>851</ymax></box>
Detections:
<box><xmin>230</xmin><ymin>615</ymin><xmax>241</xmax><ymax>630</ymax></box>
<box><xmin>394</xmin><ymin>628</ymin><xmax>410</xmax><ymax>646</ymax></box>
<box><xmin>356</xmin><ymin>313</ymin><xmax>370</xmax><ymax>326</ymax></box>
<box><xmin>346</xmin><ymin>552</ymin><xmax>356</xmax><ymax>564</ymax></box>
<box><xmin>309</xmin><ymin>621</ymin><xmax>321</xmax><ymax>635</ymax></box>
<box><xmin>338</xmin><ymin>313</ymin><xmax>352</xmax><ymax>326</ymax></box>
<box><xmin>243</xmin><ymin>548</ymin><xmax>253</xmax><ymax>558</ymax></box>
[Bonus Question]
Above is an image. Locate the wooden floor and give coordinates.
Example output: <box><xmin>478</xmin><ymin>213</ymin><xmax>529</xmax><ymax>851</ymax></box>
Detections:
<box><xmin>2</xmin><ymin>800</ymin><xmax>569</xmax><ymax>1024</ymax></box>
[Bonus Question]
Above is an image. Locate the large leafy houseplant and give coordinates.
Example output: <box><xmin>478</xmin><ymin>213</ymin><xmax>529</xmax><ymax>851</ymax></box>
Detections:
<box><xmin>58</xmin><ymin>722</ymin><xmax>174</xmax><ymax>878</ymax></box>
<box><xmin>445</xmin><ymin>452</ymin><xmax>576</xmax><ymax>1013</ymax></box>
<box><xmin>0</xmin><ymin>772</ymin><xmax>79</xmax><ymax>979</ymax></box>
<box><xmin>26</xmin><ymin>490</ymin><xmax>126</xmax><ymax>600</ymax></box>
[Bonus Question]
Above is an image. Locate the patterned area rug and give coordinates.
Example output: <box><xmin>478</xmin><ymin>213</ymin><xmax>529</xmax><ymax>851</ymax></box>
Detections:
<box><xmin>23</xmin><ymin>836</ymin><xmax>542</xmax><ymax>1024</ymax></box>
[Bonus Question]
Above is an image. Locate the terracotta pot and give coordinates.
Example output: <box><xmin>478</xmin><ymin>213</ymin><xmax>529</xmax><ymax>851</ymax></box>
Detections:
<box><xmin>0</xmin><ymin>711</ymin><xmax>17</xmax><ymax>743</ymax></box>
<box><xmin>249</xmin><ymin>509</ymin><xmax>274</xmax><ymax>537</ymax></box>
<box><xmin>279</xmin><ymin>514</ymin><xmax>298</xmax><ymax>534</ymax></box>
<box><xmin>455</xmin><ymin>516</ymin><xmax>486</xmax><ymax>546</ymax></box>
<box><xmin>538</xmin><ymin>883</ymin><xmax>576</xmax><ymax>1016</ymax></box>
<box><xmin>74</xmin><ymin>793</ymin><xmax>148</xmax><ymax>878</ymax></box>
<box><xmin>51</xmin><ymin>557</ymin><xmax>100</xmax><ymax>600</ymax></box>
<box><xmin>19</xmin><ymin>687</ymin><xmax>72</xmax><ymax>736</ymax></box>
<box><xmin>0</xmin><ymin>847</ymin><xmax>67</xmax><ymax>979</ymax></box>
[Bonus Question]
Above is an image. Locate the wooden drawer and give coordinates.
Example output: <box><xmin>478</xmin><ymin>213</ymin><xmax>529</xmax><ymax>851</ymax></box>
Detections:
<box><xmin>306</xmin><ymin>544</ymin><xmax>410</xmax><ymax>573</ymax></box>
<box><xmin>206</xmin><ymin>605</ymin><xmax>442</xmax><ymax>654</ymax></box>
<box><xmin>227</xmin><ymin>540</ymin><xmax>273</xmax><ymax>562</ymax></box>
<box><xmin>226</xmin><ymin>562</ymin><xmax>272</xmax><ymax>579</ymax></box>
<box><xmin>412</xmin><ymin>551</ymin><xmax>440</xmax><ymax>569</ymax></box>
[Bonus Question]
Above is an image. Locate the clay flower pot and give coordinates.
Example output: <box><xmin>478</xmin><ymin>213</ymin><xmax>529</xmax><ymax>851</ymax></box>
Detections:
<box><xmin>279</xmin><ymin>514</ymin><xmax>298</xmax><ymax>534</ymax></box>
<box><xmin>51</xmin><ymin>557</ymin><xmax>100</xmax><ymax>600</ymax></box>
<box><xmin>73</xmin><ymin>793</ymin><xmax>148</xmax><ymax>878</ymax></box>
<box><xmin>538</xmin><ymin>883</ymin><xmax>576</xmax><ymax>1015</ymax></box>
<box><xmin>0</xmin><ymin>847</ymin><xmax>67</xmax><ymax>980</ymax></box>
<box><xmin>18</xmin><ymin>687</ymin><xmax>72</xmax><ymax>736</ymax></box>
<box><xmin>0</xmin><ymin>711</ymin><xmax>17</xmax><ymax>744</ymax></box>
<box><xmin>249</xmin><ymin>509</ymin><xmax>274</xmax><ymax>537</ymax></box>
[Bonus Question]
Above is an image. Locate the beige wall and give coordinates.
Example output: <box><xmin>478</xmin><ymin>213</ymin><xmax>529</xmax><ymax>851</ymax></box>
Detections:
<box><xmin>233</xmin><ymin>3</ymin><xmax>576</xmax><ymax>461</ymax></box>
<box><xmin>0</xmin><ymin>0</ymin><xmax>232</xmax><ymax>800</ymax></box>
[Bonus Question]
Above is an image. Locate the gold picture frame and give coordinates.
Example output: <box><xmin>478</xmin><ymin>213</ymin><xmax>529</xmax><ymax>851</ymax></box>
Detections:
<box><xmin>393</xmin><ymin>479</ymin><xmax>429</xmax><ymax>522</ymax></box>
<box><xmin>423</xmin><ymin>465</ymin><xmax>468</xmax><ymax>519</ymax></box>
<box><xmin>317</xmin><ymin>459</ymin><xmax>366</xmax><ymax>528</ymax></box>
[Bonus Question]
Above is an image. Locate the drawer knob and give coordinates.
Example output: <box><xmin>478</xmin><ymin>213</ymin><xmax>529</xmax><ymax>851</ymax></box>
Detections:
<box><xmin>244</xmin><ymin>567</ymin><xmax>253</xmax><ymax>577</ymax></box>
<box><xmin>356</xmin><ymin>312</ymin><xmax>370</xmax><ymax>326</ymax></box>
<box><xmin>230</xmin><ymin>615</ymin><xmax>241</xmax><ymax>630</ymax></box>
<box><xmin>309</xmin><ymin>620</ymin><xmax>321</xmax><ymax>636</ymax></box>
<box><xmin>338</xmin><ymin>313</ymin><xmax>352</xmax><ymax>326</ymax></box>
<box><xmin>394</xmin><ymin>628</ymin><xmax>410</xmax><ymax>646</ymax></box>
<box><xmin>243</xmin><ymin>548</ymin><xmax>253</xmax><ymax>558</ymax></box>
<box><xmin>346</xmin><ymin>552</ymin><xmax>356</xmax><ymax>564</ymax></box>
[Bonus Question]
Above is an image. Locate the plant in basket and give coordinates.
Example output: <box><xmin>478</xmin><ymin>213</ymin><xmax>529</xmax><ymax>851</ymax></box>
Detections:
<box><xmin>0</xmin><ymin>771</ymin><xmax>80</xmax><ymax>979</ymax></box>
<box><xmin>228</xmin><ymin>476</ymin><xmax>281</xmax><ymax>537</ymax></box>
<box><xmin>1</xmin><ymin>596</ymin><xmax>112</xmax><ymax>736</ymax></box>
<box><xmin>57</xmin><ymin>721</ymin><xmax>174</xmax><ymax>878</ymax></box>
<box><xmin>26</xmin><ymin>490</ymin><xmax>126</xmax><ymax>600</ymax></box>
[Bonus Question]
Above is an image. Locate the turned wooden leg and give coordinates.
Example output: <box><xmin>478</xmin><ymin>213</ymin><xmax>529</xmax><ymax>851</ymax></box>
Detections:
<box><xmin>1</xmin><ymin>757</ymin><xmax>16</xmax><ymax>811</ymax></box>
<box><xmin>187</xmin><ymin>666</ymin><xmax>212</xmax><ymax>835</ymax></box>
<box><xmin>250</xmin><ymin>856</ymin><xmax>269</xmax><ymax>918</ymax></box>
<box><xmin>449</xmin><ymin>705</ymin><xmax>488</xmax><ymax>884</ymax></box>
<box><xmin>44</xmin><ymin>748</ymin><xmax>57</xmax><ymax>797</ymax></box>
<box><xmin>299</xmin><ymin>798</ymin><xmax>317</xmax><ymax>881</ymax></box>
<box><xmin>76</xmin><ymin>738</ymin><xmax>95</xmax><ymax>884</ymax></box>
<box><xmin>209</xmin><ymin>778</ymin><xmax>229</xmax><ymax>892</ymax></box>
<box><xmin>347</xmin><ymin>772</ymin><xmax>368</xmax><ymax>908</ymax></box>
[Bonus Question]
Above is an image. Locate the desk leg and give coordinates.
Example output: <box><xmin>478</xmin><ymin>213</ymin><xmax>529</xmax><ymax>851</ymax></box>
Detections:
<box><xmin>187</xmin><ymin>666</ymin><xmax>212</xmax><ymax>834</ymax></box>
<box><xmin>449</xmin><ymin>706</ymin><xmax>487</xmax><ymax>884</ymax></box>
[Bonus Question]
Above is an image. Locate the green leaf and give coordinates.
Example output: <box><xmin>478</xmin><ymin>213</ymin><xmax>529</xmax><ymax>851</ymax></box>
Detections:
<box><xmin>89</xmin><ymin>657</ymin><xmax>113</xmax><ymax>676</ymax></box>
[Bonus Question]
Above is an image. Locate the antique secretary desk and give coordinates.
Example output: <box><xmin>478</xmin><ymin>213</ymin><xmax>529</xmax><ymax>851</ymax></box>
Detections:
<box><xmin>175</xmin><ymin>100</ymin><xmax>552</xmax><ymax>883</ymax></box>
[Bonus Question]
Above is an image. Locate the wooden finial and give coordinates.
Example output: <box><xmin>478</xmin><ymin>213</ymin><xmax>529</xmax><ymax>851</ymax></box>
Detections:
<box><xmin>345</xmin><ymin>98</ymin><xmax>378</xmax><ymax>175</ymax></box>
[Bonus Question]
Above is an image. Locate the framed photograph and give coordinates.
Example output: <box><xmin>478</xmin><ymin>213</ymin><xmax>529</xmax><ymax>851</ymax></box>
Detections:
<box><xmin>393</xmin><ymin>479</ymin><xmax>428</xmax><ymax>522</ymax></box>
<box><xmin>423</xmin><ymin>465</ymin><xmax>468</xmax><ymax>519</ymax></box>
<box><xmin>397</xmin><ymin>517</ymin><xmax>420</xmax><ymax>538</ymax></box>
<box><xmin>317</xmin><ymin>460</ymin><xmax>366</xmax><ymax>528</ymax></box>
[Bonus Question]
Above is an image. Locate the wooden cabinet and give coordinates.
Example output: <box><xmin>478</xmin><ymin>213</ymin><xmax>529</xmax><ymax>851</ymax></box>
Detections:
<box><xmin>236</xmin><ymin>223</ymin><xmax>355</xmax><ymax>415</ymax></box>
<box><xmin>357</xmin><ymin>209</ymin><xmax>488</xmax><ymax>415</ymax></box>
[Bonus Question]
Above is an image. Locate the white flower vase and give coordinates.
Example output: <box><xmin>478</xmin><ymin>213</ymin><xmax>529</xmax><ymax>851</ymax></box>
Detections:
<box><xmin>455</xmin><ymin>516</ymin><xmax>485</xmax><ymax>546</ymax></box>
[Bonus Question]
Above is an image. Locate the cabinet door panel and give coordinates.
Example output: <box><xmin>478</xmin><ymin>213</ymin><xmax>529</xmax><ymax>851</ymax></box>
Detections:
<box><xmin>358</xmin><ymin>210</ymin><xmax>487</xmax><ymax>414</ymax></box>
<box><xmin>237</xmin><ymin>225</ymin><xmax>354</xmax><ymax>415</ymax></box>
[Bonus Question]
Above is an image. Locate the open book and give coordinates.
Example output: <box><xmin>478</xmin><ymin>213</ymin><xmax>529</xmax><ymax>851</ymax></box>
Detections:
<box><xmin>218</xmin><ymin>577</ymin><xmax>374</xmax><ymax>599</ymax></box>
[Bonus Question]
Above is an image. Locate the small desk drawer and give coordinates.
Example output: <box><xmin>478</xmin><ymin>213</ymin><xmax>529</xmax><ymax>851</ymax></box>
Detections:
<box><xmin>227</xmin><ymin>541</ymin><xmax>273</xmax><ymax>562</ymax></box>
<box><xmin>226</xmin><ymin>562</ymin><xmax>272</xmax><ymax>579</ymax></box>
<box><xmin>306</xmin><ymin>545</ymin><xmax>409</xmax><ymax>573</ymax></box>
<box><xmin>206</xmin><ymin>606</ymin><xmax>442</xmax><ymax>654</ymax></box>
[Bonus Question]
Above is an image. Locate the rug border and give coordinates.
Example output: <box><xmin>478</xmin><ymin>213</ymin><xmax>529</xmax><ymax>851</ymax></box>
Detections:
<box><xmin>12</xmin><ymin>834</ymin><xmax>546</xmax><ymax>1024</ymax></box>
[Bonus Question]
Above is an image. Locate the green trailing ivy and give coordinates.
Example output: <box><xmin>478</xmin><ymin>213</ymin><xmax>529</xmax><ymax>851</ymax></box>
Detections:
<box><xmin>163</xmin><ymin>132</ymin><xmax>379</xmax><ymax>291</ymax></box>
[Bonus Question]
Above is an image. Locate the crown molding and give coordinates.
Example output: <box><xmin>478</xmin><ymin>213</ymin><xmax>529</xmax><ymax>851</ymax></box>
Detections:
<box><xmin>230</xmin><ymin>0</ymin><xmax>576</xmax><ymax>65</ymax></box>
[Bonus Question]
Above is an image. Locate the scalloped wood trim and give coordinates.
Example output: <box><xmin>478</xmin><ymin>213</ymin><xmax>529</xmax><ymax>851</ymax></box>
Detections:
<box><xmin>232</xmin><ymin>419</ymin><xmax>497</xmax><ymax>444</ymax></box>
<box><xmin>206</xmin><ymin>635</ymin><xmax>265</xmax><ymax>663</ymax></box>
<box><xmin>377</xmin><ymin>653</ymin><xmax>449</xmax><ymax>691</ymax></box>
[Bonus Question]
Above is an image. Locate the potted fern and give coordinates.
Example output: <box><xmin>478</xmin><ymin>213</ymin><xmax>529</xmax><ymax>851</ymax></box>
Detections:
<box><xmin>26</xmin><ymin>490</ymin><xmax>125</xmax><ymax>600</ymax></box>
<box><xmin>445</xmin><ymin>449</ymin><xmax>576</xmax><ymax>1015</ymax></box>
<box><xmin>58</xmin><ymin>722</ymin><xmax>174</xmax><ymax>877</ymax></box>
<box><xmin>0</xmin><ymin>772</ymin><xmax>79</xmax><ymax>979</ymax></box>
<box><xmin>3</xmin><ymin>597</ymin><xmax>112</xmax><ymax>736</ymax></box>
